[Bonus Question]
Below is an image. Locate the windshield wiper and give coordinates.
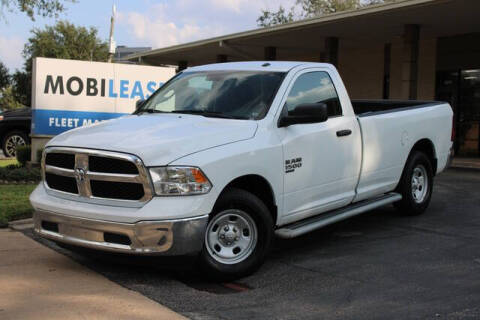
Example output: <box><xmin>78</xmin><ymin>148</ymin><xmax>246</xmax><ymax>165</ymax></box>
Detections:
<box><xmin>171</xmin><ymin>110</ymin><xmax>247</xmax><ymax>120</ymax></box>
<box><xmin>136</xmin><ymin>109</ymin><xmax>165</xmax><ymax>115</ymax></box>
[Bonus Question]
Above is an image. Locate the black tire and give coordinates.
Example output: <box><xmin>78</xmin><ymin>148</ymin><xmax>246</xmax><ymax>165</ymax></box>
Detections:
<box><xmin>2</xmin><ymin>130</ymin><xmax>28</xmax><ymax>158</ymax></box>
<box><xmin>394</xmin><ymin>151</ymin><xmax>434</xmax><ymax>215</ymax></box>
<box><xmin>199</xmin><ymin>187</ymin><xmax>274</xmax><ymax>281</ymax></box>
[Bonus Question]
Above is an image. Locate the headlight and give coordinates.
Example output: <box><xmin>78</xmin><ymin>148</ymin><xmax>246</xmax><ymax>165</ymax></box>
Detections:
<box><xmin>149</xmin><ymin>166</ymin><xmax>212</xmax><ymax>195</ymax></box>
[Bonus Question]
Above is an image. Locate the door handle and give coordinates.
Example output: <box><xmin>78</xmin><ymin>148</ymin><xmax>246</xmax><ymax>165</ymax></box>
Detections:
<box><xmin>336</xmin><ymin>129</ymin><xmax>352</xmax><ymax>137</ymax></box>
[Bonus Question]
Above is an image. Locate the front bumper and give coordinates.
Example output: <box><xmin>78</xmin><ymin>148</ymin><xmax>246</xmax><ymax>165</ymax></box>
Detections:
<box><xmin>34</xmin><ymin>210</ymin><xmax>208</xmax><ymax>256</ymax></box>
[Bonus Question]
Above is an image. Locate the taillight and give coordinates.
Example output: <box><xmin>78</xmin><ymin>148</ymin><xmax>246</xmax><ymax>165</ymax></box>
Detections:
<box><xmin>451</xmin><ymin>117</ymin><xmax>455</xmax><ymax>142</ymax></box>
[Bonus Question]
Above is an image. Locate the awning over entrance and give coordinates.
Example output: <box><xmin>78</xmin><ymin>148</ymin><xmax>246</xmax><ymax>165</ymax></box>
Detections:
<box><xmin>125</xmin><ymin>0</ymin><xmax>480</xmax><ymax>67</ymax></box>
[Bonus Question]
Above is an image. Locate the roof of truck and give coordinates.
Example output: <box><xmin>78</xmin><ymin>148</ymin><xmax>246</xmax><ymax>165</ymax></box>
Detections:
<box><xmin>185</xmin><ymin>61</ymin><xmax>333</xmax><ymax>73</ymax></box>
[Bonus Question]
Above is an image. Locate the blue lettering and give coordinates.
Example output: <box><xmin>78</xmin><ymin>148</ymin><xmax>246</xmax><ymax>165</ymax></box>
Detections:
<box><xmin>120</xmin><ymin>80</ymin><xmax>129</xmax><ymax>98</ymax></box>
<box><xmin>146</xmin><ymin>81</ymin><xmax>157</xmax><ymax>98</ymax></box>
<box><xmin>108</xmin><ymin>79</ymin><xmax>117</xmax><ymax>98</ymax></box>
<box><xmin>130</xmin><ymin>81</ymin><xmax>144</xmax><ymax>99</ymax></box>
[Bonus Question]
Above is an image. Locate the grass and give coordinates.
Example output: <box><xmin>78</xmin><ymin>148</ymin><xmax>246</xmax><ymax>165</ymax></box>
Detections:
<box><xmin>0</xmin><ymin>184</ymin><xmax>37</xmax><ymax>227</ymax></box>
<box><xmin>0</xmin><ymin>159</ymin><xmax>18</xmax><ymax>167</ymax></box>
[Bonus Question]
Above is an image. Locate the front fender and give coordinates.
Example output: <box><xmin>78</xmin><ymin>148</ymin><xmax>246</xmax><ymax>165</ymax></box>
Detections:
<box><xmin>169</xmin><ymin>133</ymin><xmax>284</xmax><ymax>219</ymax></box>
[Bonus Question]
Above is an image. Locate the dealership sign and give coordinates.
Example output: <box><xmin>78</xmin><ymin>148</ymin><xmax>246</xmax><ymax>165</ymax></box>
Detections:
<box><xmin>31</xmin><ymin>57</ymin><xmax>175</xmax><ymax>135</ymax></box>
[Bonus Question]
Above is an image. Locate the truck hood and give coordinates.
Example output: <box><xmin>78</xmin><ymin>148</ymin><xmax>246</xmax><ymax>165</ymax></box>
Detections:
<box><xmin>47</xmin><ymin>114</ymin><xmax>258</xmax><ymax>165</ymax></box>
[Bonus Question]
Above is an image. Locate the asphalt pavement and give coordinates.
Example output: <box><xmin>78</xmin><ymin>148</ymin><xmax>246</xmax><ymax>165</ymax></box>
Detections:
<box><xmin>26</xmin><ymin>168</ymin><xmax>480</xmax><ymax>320</ymax></box>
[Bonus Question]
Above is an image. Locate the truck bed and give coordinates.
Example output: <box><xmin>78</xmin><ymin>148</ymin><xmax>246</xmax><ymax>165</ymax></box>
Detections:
<box><xmin>351</xmin><ymin>100</ymin><xmax>444</xmax><ymax>117</ymax></box>
<box><xmin>351</xmin><ymin>99</ymin><xmax>453</xmax><ymax>202</ymax></box>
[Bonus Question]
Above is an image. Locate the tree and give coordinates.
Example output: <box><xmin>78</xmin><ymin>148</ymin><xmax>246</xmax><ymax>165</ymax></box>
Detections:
<box><xmin>0</xmin><ymin>61</ymin><xmax>9</xmax><ymax>90</ymax></box>
<box><xmin>0</xmin><ymin>0</ymin><xmax>74</xmax><ymax>21</ymax></box>
<box><xmin>14</xmin><ymin>20</ymin><xmax>109</xmax><ymax>106</ymax></box>
<box><xmin>257</xmin><ymin>6</ymin><xmax>295</xmax><ymax>28</ymax></box>
<box><xmin>0</xmin><ymin>86</ymin><xmax>23</xmax><ymax>110</ymax></box>
<box><xmin>23</xmin><ymin>20</ymin><xmax>109</xmax><ymax>64</ymax></box>
<box><xmin>10</xmin><ymin>70</ymin><xmax>29</xmax><ymax>106</ymax></box>
<box><xmin>297</xmin><ymin>0</ymin><xmax>360</xmax><ymax>17</ymax></box>
<box><xmin>257</xmin><ymin>0</ymin><xmax>397</xmax><ymax>27</ymax></box>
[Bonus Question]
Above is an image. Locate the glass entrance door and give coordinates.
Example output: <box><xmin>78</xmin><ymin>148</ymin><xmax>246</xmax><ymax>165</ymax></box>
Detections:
<box><xmin>437</xmin><ymin>69</ymin><xmax>480</xmax><ymax>157</ymax></box>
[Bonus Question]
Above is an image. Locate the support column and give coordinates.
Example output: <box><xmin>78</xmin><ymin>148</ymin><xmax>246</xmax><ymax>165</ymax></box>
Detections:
<box><xmin>401</xmin><ymin>24</ymin><xmax>420</xmax><ymax>100</ymax></box>
<box><xmin>216</xmin><ymin>54</ymin><xmax>228</xmax><ymax>63</ymax></box>
<box><xmin>264</xmin><ymin>46</ymin><xmax>276</xmax><ymax>61</ymax></box>
<box><xmin>177</xmin><ymin>60</ymin><xmax>188</xmax><ymax>72</ymax></box>
<box><xmin>321</xmin><ymin>37</ymin><xmax>339</xmax><ymax>67</ymax></box>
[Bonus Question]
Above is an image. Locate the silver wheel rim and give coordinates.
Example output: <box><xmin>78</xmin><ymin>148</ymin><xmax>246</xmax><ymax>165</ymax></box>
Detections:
<box><xmin>205</xmin><ymin>209</ymin><xmax>258</xmax><ymax>265</ymax></box>
<box><xmin>5</xmin><ymin>134</ymin><xmax>26</xmax><ymax>157</ymax></box>
<box><xmin>411</xmin><ymin>164</ymin><xmax>428</xmax><ymax>203</ymax></box>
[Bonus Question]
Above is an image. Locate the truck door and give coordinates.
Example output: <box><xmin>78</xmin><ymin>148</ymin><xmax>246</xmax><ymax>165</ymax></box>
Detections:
<box><xmin>277</xmin><ymin>70</ymin><xmax>361</xmax><ymax>224</ymax></box>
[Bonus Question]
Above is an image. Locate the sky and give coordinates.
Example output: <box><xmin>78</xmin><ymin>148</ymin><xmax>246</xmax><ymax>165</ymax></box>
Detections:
<box><xmin>0</xmin><ymin>0</ymin><xmax>296</xmax><ymax>72</ymax></box>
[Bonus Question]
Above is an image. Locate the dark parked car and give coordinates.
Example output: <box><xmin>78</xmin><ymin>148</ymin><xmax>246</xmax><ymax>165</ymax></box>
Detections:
<box><xmin>0</xmin><ymin>107</ymin><xmax>32</xmax><ymax>157</ymax></box>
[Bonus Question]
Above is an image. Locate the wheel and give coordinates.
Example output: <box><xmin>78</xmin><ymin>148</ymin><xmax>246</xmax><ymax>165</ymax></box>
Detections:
<box><xmin>394</xmin><ymin>151</ymin><xmax>434</xmax><ymax>215</ymax></box>
<box><xmin>2</xmin><ymin>130</ymin><xmax>28</xmax><ymax>158</ymax></box>
<box><xmin>199</xmin><ymin>188</ymin><xmax>274</xmax><ymax>280</ymax></box>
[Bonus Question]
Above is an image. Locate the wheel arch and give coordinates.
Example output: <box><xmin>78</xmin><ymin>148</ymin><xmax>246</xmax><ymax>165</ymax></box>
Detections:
<box><xmin>409</xmin><ymin>138</ymin><xmax>437</xmax><ymax>174</ymax></box>
<box><xmin>1</xmin><ymin>126</ymin><xmax>31</xmax><ymax>142</ymax></box>
<box><xmin>394</xmin><ymin>138</ymin><xmax>437</xmax><ymax>194</ymax></box>
<box><xmin>217</xmin><ymin>174</ymin><xmax>278</xmax><ymax>226</ymax></box>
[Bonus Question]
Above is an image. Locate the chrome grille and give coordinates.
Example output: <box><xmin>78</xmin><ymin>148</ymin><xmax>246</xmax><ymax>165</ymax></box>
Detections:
<box><xmin>89</xmin><ymin>156</ymin><xmax>138</xmax><ymax>174</ymax></box>
<box><xmin>45</xmin><ymin>152</ymin><xmax>75</xmax><ymax>169</ymax></box>
<box><xmin>45</xmin><ymin>173</ymin><xmax>78</xmax><ymax>194</ymax></box>
<box><xmin>42</xmin><ymin>147</ymin><xmax>153</xmax><ymax>207</ymax></box>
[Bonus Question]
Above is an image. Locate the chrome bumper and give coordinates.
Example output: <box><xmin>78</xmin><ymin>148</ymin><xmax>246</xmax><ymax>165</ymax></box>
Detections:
<box><xmin>33</xmin><ymin>210</ymin><xmax>208</xmax><ymax>256</ymax></box>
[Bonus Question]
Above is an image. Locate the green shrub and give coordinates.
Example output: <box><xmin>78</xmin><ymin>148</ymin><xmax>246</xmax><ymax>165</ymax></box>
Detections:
<box><xmin>16</xmin><ymin>145</ymin><xmax>31</xmax><ymax>167</ymax></box>
<box><xmin>0</xmin><ymin>165</ymin><xmax>41</xmax><ymax>182</ymax></box>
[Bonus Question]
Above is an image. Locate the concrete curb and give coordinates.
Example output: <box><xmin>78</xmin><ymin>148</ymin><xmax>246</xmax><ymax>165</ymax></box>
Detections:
<box><xmin>451</xmin><ymin>166</ymin><xmax>480</xmax><ymax>171</ymax></box>
<box><xmin>450</xmin><ymin>164</ymin><xmax>480</xmax><ymax>171</ymax></box>
<box><xmin>450</xmin><ymin>158</ymin><xmax>480</xmax><ymax>171</ymax></box>
<box><xmin>8</xmin><ymin>218</ymin><xmax>34</xmax><ymax>231</ymax></box>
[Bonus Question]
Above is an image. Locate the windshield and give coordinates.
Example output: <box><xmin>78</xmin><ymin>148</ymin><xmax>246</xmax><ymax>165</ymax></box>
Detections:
<box><xmin>137</xmin><ymin>71</ymin><xmax>285</xmax><ymax>120</ymax></box>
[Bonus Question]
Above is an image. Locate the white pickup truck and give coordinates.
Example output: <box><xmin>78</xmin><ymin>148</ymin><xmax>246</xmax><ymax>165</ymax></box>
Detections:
<box><xmin>31</xmin><ymin>62</ymin><xmax>454</xmax><ymax>279</ymax></box>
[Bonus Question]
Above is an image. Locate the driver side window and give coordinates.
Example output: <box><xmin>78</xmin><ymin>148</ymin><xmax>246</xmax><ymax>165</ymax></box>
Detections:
<box><xmin>286</xmin><ymin>71</ymin><xmax>342</xmax><ymax>117</ymax></box>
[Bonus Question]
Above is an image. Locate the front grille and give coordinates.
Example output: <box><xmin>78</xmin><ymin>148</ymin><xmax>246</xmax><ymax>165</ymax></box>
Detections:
<box><xmin>43</xmin><ymin>148</ymin><xmax>152</xmax><ymax>205</ymax></box>
<box><xmin>45</xmin><ymin>153</ymin><xmax>75</xmax><ymax>169</ymax></box>
<box><xmin>46</xmin><ymin>173</ymin><xmax>78</xmax><ymax>194</ymax></box>
<box><xmin>89</xmin><ymin>156</ymin><xmax>138</xmax><ymax>174</ymax></box>
<box><xmin>91</xmin><ymin>180</ymin><xmax>144</xmax><ymax>200</ymax></box>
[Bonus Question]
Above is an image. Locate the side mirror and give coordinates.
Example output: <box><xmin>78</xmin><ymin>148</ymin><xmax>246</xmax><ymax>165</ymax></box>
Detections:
<box><xmin>278</xmin><ymin>103</ymin><xmax>328</xmax><ymax>127</ymax></box>
<box><xmin>135</xmin><ymin>99</ymin><xmax>146</xmax><ymax>110</ymax></box>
